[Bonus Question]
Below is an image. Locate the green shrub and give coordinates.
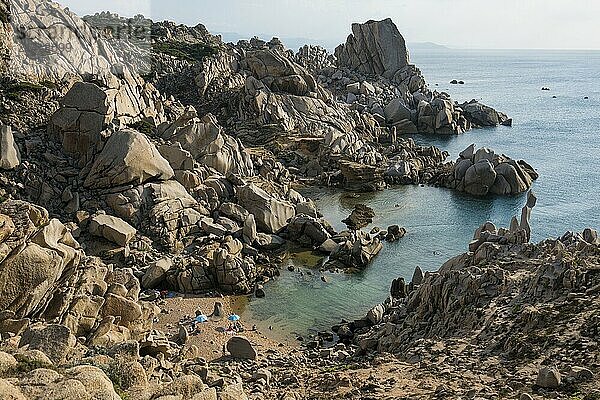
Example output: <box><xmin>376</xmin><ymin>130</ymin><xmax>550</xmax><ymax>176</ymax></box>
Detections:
<box><xmin>127</xmin><ymin>120</ymin><xmax>155</xmax><ymax>135</ymax></box>
<box><xmin>3</xmin><ymin>81</ymin><xmax>46</xmax><ymax>101</ymax></box>
<box><xmin>8</xmin><ymin>81</ymin><xmax>44</xmax><ymax>93</ymax></box>
<box><xmin>152</xmin><ymin>41</ymin><xmax>217</xmax><ymax>63</ymax></box>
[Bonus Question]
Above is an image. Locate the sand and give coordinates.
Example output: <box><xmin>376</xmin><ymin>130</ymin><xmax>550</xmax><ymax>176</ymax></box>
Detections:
<box><xmin>153</xmin><ymin>293</ymin><xmax>299</xmax><ymax>361</ymax></box>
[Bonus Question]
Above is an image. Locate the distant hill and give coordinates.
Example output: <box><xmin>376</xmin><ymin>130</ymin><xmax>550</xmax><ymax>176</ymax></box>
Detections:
<box><xmin>408</xmin><ymin>42</ymin><xmax>449</xmax><ymax>50</ymax></box>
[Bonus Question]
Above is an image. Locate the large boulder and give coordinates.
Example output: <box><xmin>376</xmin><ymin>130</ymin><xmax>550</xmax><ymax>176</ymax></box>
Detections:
<box><xmin>491</xmin><ymin>162</ymin><xmax>531</xmax><ymax>195</ymax></box>
<box><xmin>439</xmin><ymin>145</ymin><xmax>537</xmax><ymax>196</ymax></box>
<box><xmin>237</xmin><ymin>184</ymin><xmax>295</xmax><ymax>233</ymax></box>
<box><xmin>384</xmin><ymin>98</ymin><xmax>412</xmax><ymax>125</ymax></box>
<box><xmin>139</xmin><ymin>180</ymin><xmax>208</xmax><ymax>250</ymax></box>
<box><xmin>463</xmin><ymin>160</ymin><xmax>497</xmax><ymax>196</ymax></box>
<box><xmin>49</xmin><ymin>83</ymin><xmax>111</xmax><ymax>166</ymax></box>
<box><xmin>88</xmin><ymin>214</ymin><xmax>137</xmax><ymax>246</ymax></box>
<box><xmin>461</xmin><ymin>101</ymin><xmax>505</xmax><ymax>127</ymax></box>
<box><xmin>161</xmin><ymin>111</ymin><xmax>253</xmax><ymax>177</ymax></box>
<box><xmin>0</xmin><ymin>125</ymin><xmax>21</xmax><ymax>170</ymax></box>
<box><xmin>64</xmin><ymin>366</ymin><xmax>122</xmax><ymax>400</ymax></box>
<box><xmin>19</xmin><ymin>324</ymin><xmax>76</xmax><ymax>364</ymax></box>
<box><xmin>226</xmin><ymin>336</ymin><xmax>257</xmax><ymax>360</ymax></box>
<box><xmin>328</xmin><ymin>231</ymin><xmax>383</xmax><ymax>270</ymax></box>
<box><xmin>339</xmin><ymin>160</ymin><xmax>386</xmax><ymax>192</ymax></box>
<box><xmin>211</xmin><ymin>240</ymin><xmax>257</xmax><ymax>293</ymax></box>
<box><xmin>141</xmin><ymin>258</ymin><xmax>172</xmax><ymax>289</ymax></box>
<box><xmin>335</xmin><ymin>18</ymin><xmax>409</xmax><ymax>79</ymax></box>
<box><xmin>11</xmin><ymin>365</ymin><xmax>121</xmax><ymax>400</ymax></box>
<box><xmin>0</xmin><ymin>352</ymin><xmax>17</xmax><ymax>375</ymax></box>
<box><xmin>84</xmin><ymin>129</ymin><xmax>174</xmax><ymax>189</ymax></box>
<box><xmin>342</xmin><ymin>204</ymin><xmax>375</xmax><ymax>230</ymax></box>
<box><xmin>0</xmin><ymin>201</ymin><xmax>82</xmax><ymax>318</ymax></box>
<box><xmin>101</xmin><ymin>293</ymin><xmax>142</xmax><ymax>326</ymax></box>
<box><xmin>0</xmin><ymin>378</ymin><xmax>25</xmax><ymax>400</ymax></box>
<box><xmin>284</xmin><ymin>214</ymin><xmax>331</xmax><ymax>247</ymax></box>
<box><xmin>49</xmin><ymin>80</ymin><xmax>167</xmax><ymax>168</ymax></box>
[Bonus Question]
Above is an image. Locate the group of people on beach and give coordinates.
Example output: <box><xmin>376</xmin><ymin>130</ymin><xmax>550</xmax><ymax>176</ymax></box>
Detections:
<box><xmin>190</xmin><ymin>305</ymin><xmax>245</xmax><ymax>335</ymax></box>
<box><xmin>225</xmin><ymin>321</ymin><xmax>243</xmax><ymax>333</ymax></box>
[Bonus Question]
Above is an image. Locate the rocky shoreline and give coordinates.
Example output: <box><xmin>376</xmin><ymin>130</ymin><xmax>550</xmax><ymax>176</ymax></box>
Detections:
<box><xmin>0</xmin><ymin>0</ymin><xmax>595</xmax><ymax>399</ymax></box>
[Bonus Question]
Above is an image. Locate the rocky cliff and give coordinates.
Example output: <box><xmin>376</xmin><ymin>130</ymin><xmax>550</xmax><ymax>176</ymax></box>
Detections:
<box><xmin>79</xmin><ymin>14</ymin><xmax>519</xmax><ymax>196</ymax></box>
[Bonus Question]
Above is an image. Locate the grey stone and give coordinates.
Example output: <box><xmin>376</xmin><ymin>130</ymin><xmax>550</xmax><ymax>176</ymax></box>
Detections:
<box><xmin>536</xmin><ymin>367</ymin><xmax>561</xmax><ymax>388</ymax></box>
<box><xmin>19</xmin><ymin>324</ymin><xmax>76</xmax><ymax>364</ymax></box>
<box><xmin>89</xmin><ymin>214</ymin><xmax>137</xmax><ymax>246</ymax></box>
<box><xmin>0</xmin><ymin>125</ymin><xmax>21</xmax><ymax>170</ymax></box>
<box><xmin>226</xmin><ymin>336</ymin><xmax>257</xmax><ymax>360</ymax></box>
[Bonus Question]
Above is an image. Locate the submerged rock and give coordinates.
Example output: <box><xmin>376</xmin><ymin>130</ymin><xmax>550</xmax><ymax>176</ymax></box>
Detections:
<box><xmin>342</xmin><ymin>204</ymin><xmax>376</xmax><ymax>230</ymax></box>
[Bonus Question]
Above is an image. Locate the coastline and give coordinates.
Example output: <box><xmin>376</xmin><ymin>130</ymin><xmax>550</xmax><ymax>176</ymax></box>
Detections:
<box><xmin>0</xmin><ymin>2</ymin><xmax>599</xmax><ymax>399</ymax></box>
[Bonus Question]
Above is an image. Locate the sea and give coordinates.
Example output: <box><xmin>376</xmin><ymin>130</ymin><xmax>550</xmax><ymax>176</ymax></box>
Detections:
<box><xmin>239</xmin><ymin>48</ymin><xmax>600</xmax><ymax>340</ymax></box>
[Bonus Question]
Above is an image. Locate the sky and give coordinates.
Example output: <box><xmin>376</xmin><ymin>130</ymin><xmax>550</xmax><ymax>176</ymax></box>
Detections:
<box><xmin>59</xmin><ymin>0</ymin><xmax>600</xmax><ymax>50</ymax></box>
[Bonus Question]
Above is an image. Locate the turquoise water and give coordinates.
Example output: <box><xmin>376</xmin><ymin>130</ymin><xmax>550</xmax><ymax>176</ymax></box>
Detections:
<box><xmin>241</xmin><ymin>49</ymin><xmax>600</xmax><ymax>339</ymax></box>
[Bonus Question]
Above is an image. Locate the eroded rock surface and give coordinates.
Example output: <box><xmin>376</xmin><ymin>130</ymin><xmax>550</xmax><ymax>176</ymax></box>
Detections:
<box><xmin>434</xmin><ymin>144</ymin><xmax>539</xmax><ymax>196</ymax></box>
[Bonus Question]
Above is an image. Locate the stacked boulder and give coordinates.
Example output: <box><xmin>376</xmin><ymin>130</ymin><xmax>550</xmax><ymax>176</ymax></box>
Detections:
<box><xmin>0</xmin><ymin>199</ymin><xmax>158</xmax><ymax>345</ymax></box>
<box><xmin>334</xmin><ymin>18</ymin><xmax>409</xmax><ymax>80</ymax></box>
<box><xmin>159</xmin><ymin>108</ymin><xmax>254</xmax><ymax>177</ymax></box>
<box><xmin>436</xmin><ymin>144</ymin><xmax>538</xmax><ymax>196</ymax></box>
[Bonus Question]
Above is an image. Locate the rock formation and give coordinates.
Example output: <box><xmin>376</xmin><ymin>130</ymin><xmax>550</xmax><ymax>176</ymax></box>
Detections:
<box><xmin>7</xmin><ymin>0</ymin><xmax>128</xmax><ymax>82</ymax></box>
<box><xmin>325</xmin><ymin>194</ymin><xmax>600</xmax><ymax>398</ymax></box>
<box><xmin>326</xmin><ymin>230</ymin><xmax>383</xmax><ymax>270</ymax></box>
<box><xmin>79</xmin><ymin>13</ymin><xmax>517</xmax><ymax>197</ymax></box>
<box><xmin>434</xmin><ymin>144</ymin><xmax>539</xmax><ymax>196</ymax></box>
<box><xmin>335</xmin><ymin>18</ymin><xmax>409</xmax><ymax>79</ymax></box>
<box><xmin>342</xmin><ymin>204</ymin><xmax>375</xmax><ymax>230</ymax></box>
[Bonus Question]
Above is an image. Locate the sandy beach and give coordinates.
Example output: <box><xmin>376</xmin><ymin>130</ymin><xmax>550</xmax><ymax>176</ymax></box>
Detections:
<box><xmin>153</xmin><ymin>293</ymin><xmax>300</xmax><ymax>361</ymax></box>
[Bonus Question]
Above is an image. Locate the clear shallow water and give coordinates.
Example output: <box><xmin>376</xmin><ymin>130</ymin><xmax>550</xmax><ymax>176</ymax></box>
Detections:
<box><xmin>241</xmin><ymin>49</ymin><xmax>600</xmax><ymax>339</ymax></box>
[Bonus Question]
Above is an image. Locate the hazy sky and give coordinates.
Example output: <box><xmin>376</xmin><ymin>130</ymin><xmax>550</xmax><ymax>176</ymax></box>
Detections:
<box><xmin>60</xmin><ymin>0</ymin><xmax>600</xmax><ymax>50</ymax></box>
